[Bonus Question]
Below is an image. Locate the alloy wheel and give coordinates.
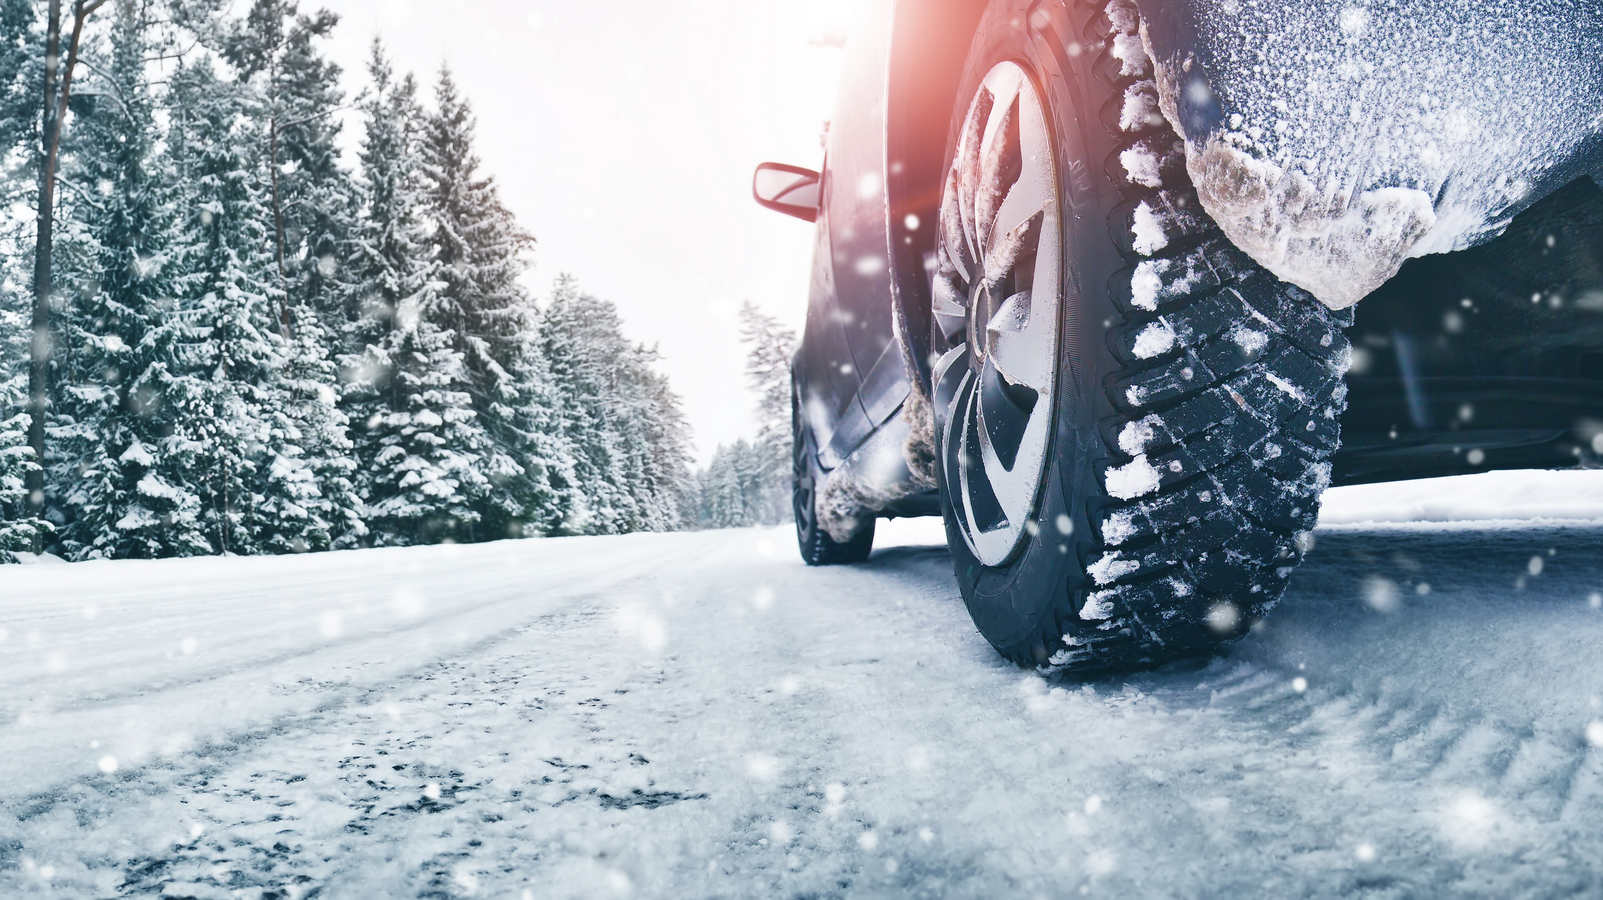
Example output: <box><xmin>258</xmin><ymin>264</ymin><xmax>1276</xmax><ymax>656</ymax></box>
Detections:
<box><xmin>931</xmin><ymin>61</ymin><xmax>1062</xmax><ymax>567</ymax></box>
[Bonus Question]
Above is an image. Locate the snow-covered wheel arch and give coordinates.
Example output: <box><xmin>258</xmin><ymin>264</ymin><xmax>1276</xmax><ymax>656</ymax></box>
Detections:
<box><xmin>1136</xmin><ymin>0</ymin><xmax>1603</xmax><ymax>310</ymax></box>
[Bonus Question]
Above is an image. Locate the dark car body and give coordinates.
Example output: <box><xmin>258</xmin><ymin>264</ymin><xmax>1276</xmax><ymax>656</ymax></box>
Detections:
<box><xmin>788</xmin><ymin>0</ymin><xmax>1603</xmax><ymax>520</ymax></box>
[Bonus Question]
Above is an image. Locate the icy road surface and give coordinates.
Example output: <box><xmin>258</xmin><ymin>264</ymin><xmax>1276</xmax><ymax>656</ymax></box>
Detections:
<box><xmin>4</xmin><ymin>473</ymin><xmax>1603</xmax><ymax>897</ymax></box>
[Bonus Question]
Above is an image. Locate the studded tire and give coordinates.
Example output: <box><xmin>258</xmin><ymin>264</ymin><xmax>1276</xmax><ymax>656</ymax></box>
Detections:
<box><xmin>931</xmin><ymin>0</ymin><xmax>1353</xmax><ymax>673</ymax></box>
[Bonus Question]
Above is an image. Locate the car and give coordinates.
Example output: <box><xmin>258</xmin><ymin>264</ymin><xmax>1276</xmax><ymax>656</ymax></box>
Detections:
<box><xmin>752</xmin><ymin>0</ymin><xmax>1603</xmax><ymax>673</ymax></box>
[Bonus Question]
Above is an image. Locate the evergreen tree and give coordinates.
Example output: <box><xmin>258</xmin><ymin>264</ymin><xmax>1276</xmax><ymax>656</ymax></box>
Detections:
<box><xmin>166</xmin><ymin>57</ymin><xmax>285</xmax><ymax>555</ymax></box>
<box><xmin>0</xmin><ymin>0</ymin><xmax>45</xmax><ymax>543</ymax></box>
<box><xmin>51</xmin><ymin>2</ymin><xmax>185</xmax><ymax>558</ymax></box>
<box><xmin>0</xmin><ymin>409</ymin><xmax>47</xmax><ymax>560</ymax></box>
<box><xmin>539</xmin><ymin>277</ymin><xmax>633</xmax><ymax>534</ymax></box>
<box><xmin>701</xmin><ymin>443</ymin><xmax>747</xmax><ymax>528</ymax></box>
<box><xmin>344</xmin><ymin>42</ymin><xmax>487</xmax><ymax>544</ymax></box>
<box><xmin>736</xmin><ymin>300</ymin><xmax>795</xmax><ymax>524</ymax></box>
<box><xmin>695</xmin><ymin>440</ymin><xmax>777</xmax><ymax>529</ymax></box>
<box><xmin>539</xmin><ymin>276</ymin><xmax>692</xmax><ymax>534</ymax></box>
<box><xmin>256</xmin><ymin>310</ymin><xmax>364</xmax><ymax>551</ymax></box>
<box><xmin>221</xmin><ymin>0</ymin><xmax>356</xmax><ymax>333</ymax></box>
<box><xmin>0</xmin><ymin>273</ymin><xmax>23</xmax><ymax>400</ymax></box>
<box><xmin>485</xmin><ymin>303</ymin><xmax>576</xmax><ymax>537</ymax></box>
<box><xmin>421</xmin><ymin>67</ymin><xmax>533</xmax><ymax>365</ymax></box>
<box><xmin>235</xmin><ymin>7</ymin><xmax>368</xmax><ymax>551</ymax></box>
<box><xmin>617</xmin><ymin>342</ymin><xmax>694</xmax><ymax>530</ymax></box>
<box><xmin>0</xmin><ymin>0</ymin><xmax>41</xmax><ymax>398</ymax></box>
<box><xmin>420</xmin><ymin>66</ymin><xmax>551</xmax><ymax>538</ymax></box>
<box><xmin>0</xmin><ymin>0</ymin><xmax>34</xmax><ymax>148</ymax></box>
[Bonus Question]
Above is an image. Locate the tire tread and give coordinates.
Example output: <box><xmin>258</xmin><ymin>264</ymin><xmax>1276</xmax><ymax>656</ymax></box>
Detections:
<box><xmin>1040</xmin><ymin>0</ymin><xmax>1352</xmax><ymax>674</ymax></box>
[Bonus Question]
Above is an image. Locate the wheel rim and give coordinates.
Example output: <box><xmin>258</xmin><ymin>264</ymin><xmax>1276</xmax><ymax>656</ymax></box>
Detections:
<box><xmin>932</xmin><ymin>61</ymin><xmax>1061</xmax><ymax>567</ymax></box>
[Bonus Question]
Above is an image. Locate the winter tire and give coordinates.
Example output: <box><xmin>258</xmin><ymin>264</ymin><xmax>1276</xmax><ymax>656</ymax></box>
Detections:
<box><xmin>930</xmin><ymin>0</ymin><xmax>1353</xmax><ymax>672</ymax></box>
<box><xmin>793</xmin><ymin>384</ymin><xmax>875</xmax><ymax>565</ymax></box>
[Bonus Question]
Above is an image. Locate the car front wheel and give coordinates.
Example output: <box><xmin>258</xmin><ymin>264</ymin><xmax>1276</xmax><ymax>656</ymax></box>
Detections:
<box><xmin>931</xmin><ymin>0</ymin><xmax>1354</xmax><ymax>672</ymax></box>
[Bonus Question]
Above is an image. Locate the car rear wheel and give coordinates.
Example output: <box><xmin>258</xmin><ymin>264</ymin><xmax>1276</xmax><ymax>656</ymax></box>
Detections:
<box><xmin>793</xmin><ymin>385</ymin><xmax>874</xmax><ymax>565</ymax></box>
<box><xmin>931</xmin><ymin>0</ymin><xmax>1354</xmax><ymax>672</ymax></box>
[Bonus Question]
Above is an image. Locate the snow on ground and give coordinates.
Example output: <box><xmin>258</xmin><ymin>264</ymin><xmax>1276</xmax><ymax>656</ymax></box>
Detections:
<box><xmin>1318</xmin><ymin>469</ymin><xmax>1603</xmax><ymax>529</ymax></box>
<box><xmin>2</xmin><ymin>476</ymin><xmax>1603</xmax><ymax>897</ymax></box>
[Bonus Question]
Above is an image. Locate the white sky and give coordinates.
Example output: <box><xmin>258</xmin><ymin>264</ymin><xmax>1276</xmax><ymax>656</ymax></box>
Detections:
<box><xmin>317</xmin><ymin>0</ymin><xmax>854</xmax><ymax>465</ymax></box>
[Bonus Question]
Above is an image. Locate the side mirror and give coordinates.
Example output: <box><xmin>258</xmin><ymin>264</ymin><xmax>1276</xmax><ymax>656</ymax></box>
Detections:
<box><xmin>752</xmin><ymin>162</ymin><xmax>821</xmax><ymax>223</ymax></box>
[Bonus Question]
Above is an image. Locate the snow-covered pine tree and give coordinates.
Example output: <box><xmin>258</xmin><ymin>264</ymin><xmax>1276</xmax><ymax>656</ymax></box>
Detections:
<box><xmin>166</xmin><ymin>57</ymin><xmax>297</xmax><ymax>556</ymax></box>
<box><xmin>643</xmin><ymin>356</ymin><xmax>696</xmax><ymax>529</ymax></box>
<box><xmin>539</xmin><ymin>276</ymin><xmax>693</xmax><ymax>534</ymax></box>
<box><xmin>344</xmin><ymin>42</ymin><xmax>487</xmax><ymax>545</ymax></box>
<box><xmin>700</xmin><ymin>442</ymin><xmax>749</xmax><ymax>528</ymax></box>
<box><xmin>539</xmin><ymin>276</ymin><xmax>634</xmax><ymax>535</ymax></box>
<box><xmin>421</xmin><ymin>66</ymin><xmax>557</xmax><ymax>538</ymax></box>
<box><xmin>221</xmin><ymin>0</ymin><xmax>357</xmax><ymax>337</ymax></box>
<box><xmin>737</xmin><ymin>300</ymin><xmax>796</xmax><ymax>524</ymax></box>
<box><xmin>219</xmin><ymin>3</ymin><xmax>365</xmax><ymax>553</ymax></box>
<box><xmin>0</xmin><ymin>0</ymin><xmax>47</xmax><ymax>548</ymax></box>
<box><xmin>0</xmin><ymin>409</ymin><xmax>46</xmax><ymax>561</ymax></box>
<box><xmin>50</xmin><ymin>1</ymin><xmax>188</xmax><ymax>558</ymax></box>
<box><xmin>487</xmin><ymin>303</ymin><xmax>577</xmax><ymax>537</ymax></box>
<box><xmin>0</xmin><ymin>0</ymin><xmax>34</xmax><ymax>156</ymax></box>
<box><xmin>0</xmin><ymin>281</ymin><xmax>23</xmax><ymax>412</ymax></box>
<box><xmin>0</xmin><ymin>292</ymin><xmax>27</xmax><ymax>559</ymax></box>
<box><xmin>0</xmin><ymin>0</ymin><xmax>39</xmax><ymax>400</ymax></box>
<box><xmin>696</xmin><ymin>440</ymin><xmax>775</xmax><ymax>529</ymax></box>
<box><xmin>615</xmin><ymin>342</ymin><xmax>694</xmax><ymax>531</ymax></box>
<box><xmin>254</xmin><ymin>308</ymin><xmax>365</xmax><ymax>552</ymax></box>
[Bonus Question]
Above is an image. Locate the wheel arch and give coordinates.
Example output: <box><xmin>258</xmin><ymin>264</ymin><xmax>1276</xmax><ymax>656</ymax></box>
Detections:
<box><xmin>884</xmin><ymin>0</ymin><xmax>989</xmax><ymax>393</ymax></box>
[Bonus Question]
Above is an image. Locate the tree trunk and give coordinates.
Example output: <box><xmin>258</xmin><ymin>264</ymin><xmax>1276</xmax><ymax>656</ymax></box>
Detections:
<box><xmin>26</xmin><ymin>0</ymin><xmax>107</xmax><ymax>536</ymax></box>
<box><xmin>268</xmin><ymin>52</ymin><xmax>290</xmax><ymax>338</ymax></box>
<box><xmin>26</xmin><ymin>0</ymin><xmax>63</xmax><ymax>528</ymax></box>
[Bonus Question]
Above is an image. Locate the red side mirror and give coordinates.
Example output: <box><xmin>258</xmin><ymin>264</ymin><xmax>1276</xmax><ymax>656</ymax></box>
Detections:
<box><xmin>752</xmin><ymin>162</ymin><xmax>821</xmax><ymax>223</ymax></box>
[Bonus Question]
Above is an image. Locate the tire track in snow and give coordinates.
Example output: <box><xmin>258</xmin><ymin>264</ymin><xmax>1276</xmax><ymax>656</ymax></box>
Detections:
<box><xmin>1150</xmin><ymin>526</ymin><xmax>1603</xmax><ymax>895</ymax></box>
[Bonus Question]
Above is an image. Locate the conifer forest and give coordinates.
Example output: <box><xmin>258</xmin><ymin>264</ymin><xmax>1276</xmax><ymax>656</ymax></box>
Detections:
<box><xmin>0</xmin><ymin>0</ymin><xmax>811</xmax><ymax>562</ymax></box>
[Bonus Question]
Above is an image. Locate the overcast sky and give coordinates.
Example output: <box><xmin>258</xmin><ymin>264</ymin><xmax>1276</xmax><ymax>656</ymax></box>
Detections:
<box><xmin>316</xmin><ymin>0</ymin><xmax>854</xmax><ymax>464</ymax></box>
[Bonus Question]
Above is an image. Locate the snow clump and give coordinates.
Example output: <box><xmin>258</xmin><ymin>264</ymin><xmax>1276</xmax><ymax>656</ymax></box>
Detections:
<box><xmin>1119</xmin><ymin>81</ymin><xmax>1162</xmax><ymax>132</ymax></box>
<box><xmin>1106</xmin><ymin>0</ymin><xmax>1140</xmax><ymax>34</ymax></box>
<box><xmin>1229</xmin><ymin>324</ymin><xmax>1268</xmax><ymax>357</ymax></box>
<box><xmin>1105</xmin><ymin>454</ymin><xmax>1162</xmax><ymax>499</ymax></box>
<box><xmin>1112</xmin><ymin>33</ymin><xmax>1150</xmax><ymax>77</ymax></box>
<box><xmin>1118</xmin><ymin>415</ymin><xmax>1162</xmax><ymax>456</ymax></box>
<box><xmin>1132</xmin><ymin>321</ymin><xmax>1177</xmax><ymax>358</ymax></box>
<box><xmin>1080</xmin><ymin>591</ymin><xmax>1118</xmax><ymax>620</ymax></box>
<box><xmin>1131</xmin><ymin>201</ymin><xmax>1170</xmax><ymax>255</ymax></box>
<box><xmin>1100</xmin><ymin>510</ymin><xmax>1137</xmax><ymax>546</ymax></box>
<box><xmin>1088</xmin><ymin>553</ymin><xmax>1140</xmax><ymax>585</ymax></box>
<box><xmin>1130</xmin><ymin>260</ymin><xmax>1167</xmax><ymax>310</ymax></box>
<box><xmin>1120</xmin><ymin>145</ymin><xmax>1163</xmax><ymax>189</ymax></box>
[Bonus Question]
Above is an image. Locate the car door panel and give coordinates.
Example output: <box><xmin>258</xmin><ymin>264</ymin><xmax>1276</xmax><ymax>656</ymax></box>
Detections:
<box><xmin>800</xmin><ymin>199</ymin><xmax>863</xmax><ymax>461</ymax></box>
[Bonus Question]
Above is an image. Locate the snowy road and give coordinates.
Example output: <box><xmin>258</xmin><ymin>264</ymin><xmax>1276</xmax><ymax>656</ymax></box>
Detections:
<box><xmin>4</xmin><ymin>474</ymin><xmax>1603</xmax><ymax>897</ymax></box>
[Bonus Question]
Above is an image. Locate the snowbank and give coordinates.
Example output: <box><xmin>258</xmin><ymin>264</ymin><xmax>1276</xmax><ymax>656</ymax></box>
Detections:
<box><xmin>1318</xmin><ymin>469</ymin><xmax>1603</xmax><ymax>528</ymax></box>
